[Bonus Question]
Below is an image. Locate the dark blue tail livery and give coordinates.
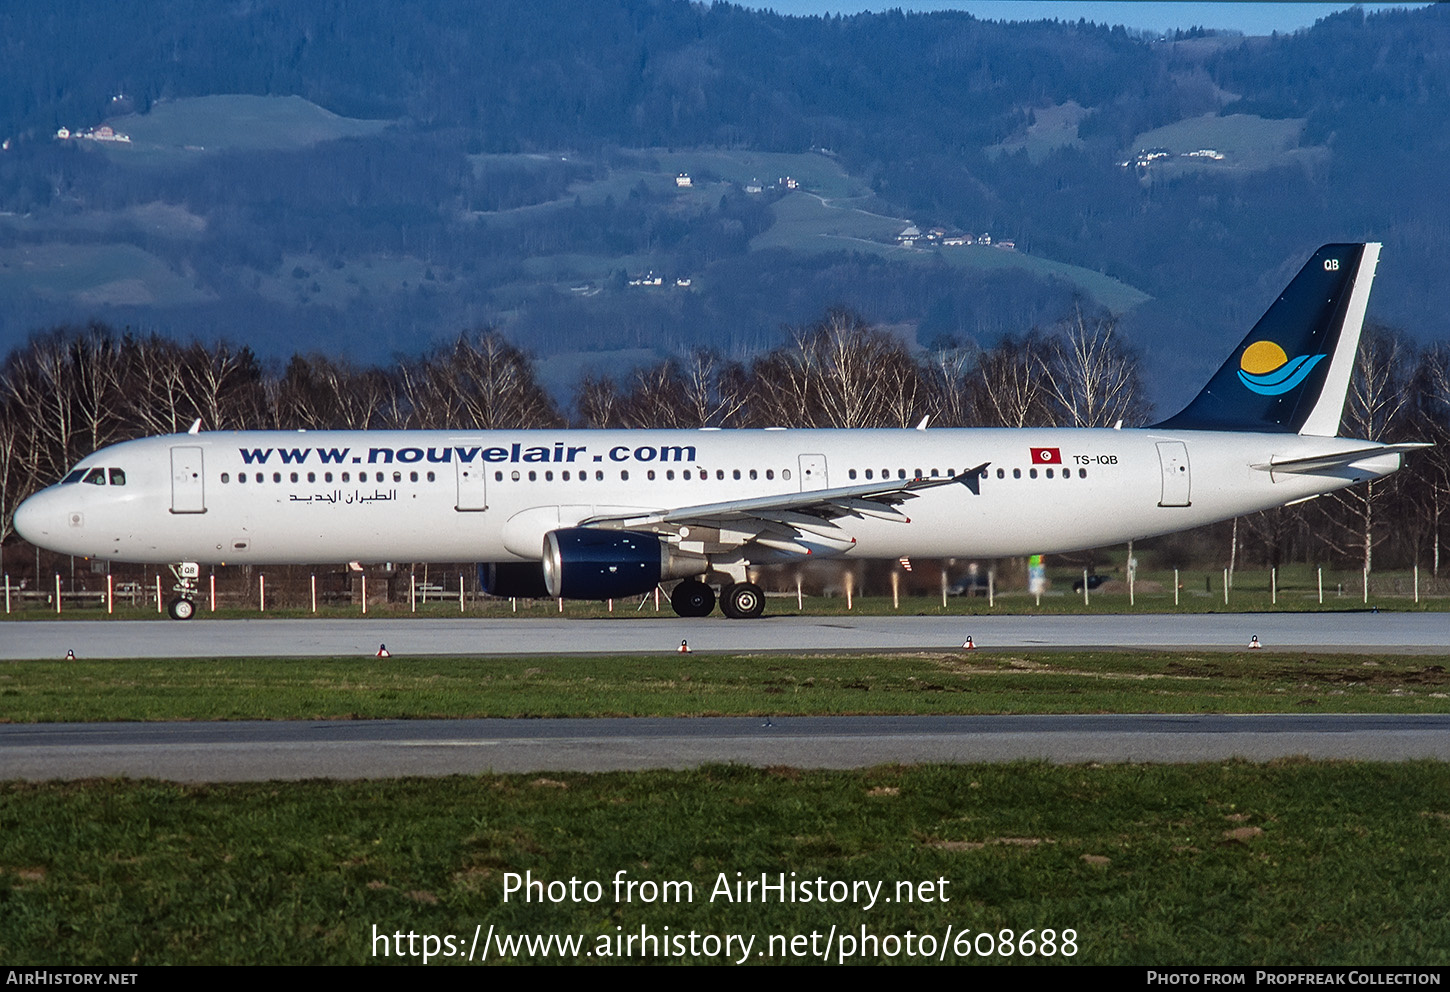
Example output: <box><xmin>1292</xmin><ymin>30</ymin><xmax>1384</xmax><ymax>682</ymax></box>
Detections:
<box><xmin>1156</xmin><ymin>243</ymin><xmax>1379</xmax><ymax>436</ymax></box>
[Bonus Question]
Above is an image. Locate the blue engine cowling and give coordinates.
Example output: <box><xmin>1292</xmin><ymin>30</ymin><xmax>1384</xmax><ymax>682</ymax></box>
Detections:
<box><xmin>542</xmin><ymin>528</ymin><xmax>675</xmax><ymax>600</ymax></box>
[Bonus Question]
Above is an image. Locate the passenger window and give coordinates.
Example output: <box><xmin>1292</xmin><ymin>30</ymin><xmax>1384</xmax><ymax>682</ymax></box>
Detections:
<box><xmin>410</xmin><ymin>471</ymin><xmax>418</xmax><ymax>482</ymax></box>
<box><xmin>495</xmin><ymin>471</ymin><xmax>503</xmax><ymax>481</ymax></box>
<box><xmin>749</xmin><ymin>469</ymin><xmax>758</xmax><ymax>480</ymax></box>
<box><xmin>865</xmin><ymin>469</ymin><xmax>873</xmax><ymax>480</ymax></box>
<box><xmin>562</xmin><ymin>471</ymin><xmax>570</xmax><ymax>481</ymax></box>
<box><xmin>1079</xmin><ymin>468</ymin><xmax>1087</xmax><ymax>478</ymax></box>
<box><xmin>394</xmin><ymin>471</ymin><xmax>402</xmax><ymax>483</ymax></box>
<box><xmin>849</xmin><ymin>469</ymin><xmax>857</xmax><ymax>480</ymax></box>
<box><xmin>594</xmin><ymin>471</ymin><xmax>603</xmax><ymax>481</ymax></box>
<box><xmin>684</xmin><ymin>470</ymin><xmax>692</xmax><ymax>481</ymax></box>
<box><xmin>290</xmin><ymin>472</ymin><xmax>299</xmax><ymax>483</ymax></box>
<box><xmin>324</xmin><ymin>472</ymin><xmax>334</xmax><ymax>483</ymax></box>
<box><xmin>647</xmin><ymin>470</ymin><xmax>655</xmax><ymax>481</ymax></box>
<box><xmin>544</xmin><ymin>471</ymin><xmax>553</xmax><ymax>481</ymax></box>
<box><xmin>897</xmin><ymin>469</ymin><xmax>906</xmax><ymax>479</ymax></box>
<box><xmin>766</xmin><ymin>470</ymin><xmax>774</xmax><ymax>480</ymax></box>
<box><xmin>221</xmin><ymin>473</ymin><xmax>230</xmax><ymax>484</ymax></box>
<box><xmin>1013</xmin><ymin>469</ymin><xmax>1021</xmax><ymax>479</ymax></box>
<box><xmin>528</xmin><ymin>471</ymin><xmax>537</xmax><ymax>482</ymax></box>
<box><xmin>427</xmin><ymin>471</ymin><xmax>435</xmax><ymax>482</ymax></box>
<box><xmin>666</xmin><ymin>470</ymin><xmax>675</xmax><ymax>480</ymax></box>
<box><xmin>238</xmin><ymin>473</ymin><xmax>247</xmax><ymax>485</ymax></box>
<box><xmin>783</xmin><ymin>469</ymin><xmax>791</xmax><ymax>480</ymax></box>
<box><xmin>733</xmin><ymin>469</ymin><xmax>741</xmax><ymax>480</ymax></box>
<box><xmin>621</xmin><ymin>470</ymin><xmax>629</xmax><ymax>481</ymax></box>
<box><xmin>1046</xmin><ymin>468</ymin><xmax>1054</xmax><ymax>478</ymax></box>
<box><xmin>511</xmin><ymin>471</ymin><xmax>520</xmax><ymax>481</ymax></box>
<box><xmin>109</xmin><ymin>468</ymin><xmax>127</xmax><ymax>486</ymax></box>
<box><xmin>716</xmin><ymin>470</ymin><xmax>724</xmax><ymax>480</ymax></box>
<box><xmin>996</xmin><ymin>469</ymin><xmax>1005</xmax><ymax>479</ymax></box>
<box><xmin>307</xmin><ymin>472</ymin><xmax>316</xmax><ymax>483</ymax></box>
<box><xmin>1029</xmin><ymin>468</ymin><xmax>1037</xmax><ymax>479</ymax></box>
<box><xmin>273</xmin><ymin>472</ymin><xmax>282</xmax><ymax>483</ymax></box>
<box><xmin>84</xmin><ymin>468</ymin><xmax>106</xmax><ymax>485</ymax></box>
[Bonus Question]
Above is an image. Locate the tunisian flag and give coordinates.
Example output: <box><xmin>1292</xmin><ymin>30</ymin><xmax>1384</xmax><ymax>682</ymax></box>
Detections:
<box><xmin>1030</xmin><ymin>447</ymin><xmax>1062</xmax><ymax>465</ymax></box>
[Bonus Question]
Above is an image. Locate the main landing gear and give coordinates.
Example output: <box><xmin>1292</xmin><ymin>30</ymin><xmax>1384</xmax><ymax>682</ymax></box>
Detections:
<box><xmin>668</xmin><ymin>579</ymin><xmax>766</xmax><ymax>619</ymax></box>
<box><xmin>166</xmin><ymin>562</ymin><xmax>200</xmax><ymax>621</ymax></box>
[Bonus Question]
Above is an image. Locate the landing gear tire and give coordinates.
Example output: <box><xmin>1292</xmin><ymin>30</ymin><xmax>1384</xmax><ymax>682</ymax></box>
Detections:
<box><xmin>670</xmin><ymin>580</ymin><xmax>716</xmax><ymax>618</ymax></box>
<box><xmin>720</xmin><ymin>582</ymin><xmax>766</xmax><ymax>620</ymax></box>
<box><xmin>167</xmin><ymin>597</ymin><xmax>196</xmax><ymax>621</ymax></box>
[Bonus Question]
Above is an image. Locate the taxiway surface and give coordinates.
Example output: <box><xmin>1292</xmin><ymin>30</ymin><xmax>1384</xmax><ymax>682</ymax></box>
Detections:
<box><xmin>4</xmin><ymin>714</ymin><xmax>1448</xmax><ymax>781</ymax></box>
<box><xmin>3</xmin><ymin>611</ymin><xmax>1447</xmax><ymax>659</ymax></box>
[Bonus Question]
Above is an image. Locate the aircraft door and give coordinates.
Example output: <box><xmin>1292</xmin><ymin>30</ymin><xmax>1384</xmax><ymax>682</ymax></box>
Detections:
<box><xmin>170</xmin><ymin>446</ymin><xmax>206</xmax><ymax>514</ymax></box>
<box><xmin>456</xmin><ymin>459</ymin><xmax>487</xmax><ymax>511</ymax></box>
<box><xmin>798</xmin><ymin>453</ymin><xmax>828</xmax><ymax>491</ymax></box>
<box><xmin>1156</xmin><ymin>441</ymin><xmax>1191</xmax><ymax>507</ymax></box>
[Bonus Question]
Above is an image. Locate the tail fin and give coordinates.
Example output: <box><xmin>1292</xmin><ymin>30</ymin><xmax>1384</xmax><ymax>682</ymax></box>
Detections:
<box><xmin>1155</xmin><ymin>243</ymin><xmax>1380</xmax><ymax>436</ymax></box>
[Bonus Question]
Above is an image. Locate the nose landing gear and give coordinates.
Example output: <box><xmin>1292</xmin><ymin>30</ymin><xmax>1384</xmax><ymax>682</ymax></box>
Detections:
<box><xmin>166</xmin><ymin>562</ymin><xmax>200</xmax><ymax>620</ymax></box>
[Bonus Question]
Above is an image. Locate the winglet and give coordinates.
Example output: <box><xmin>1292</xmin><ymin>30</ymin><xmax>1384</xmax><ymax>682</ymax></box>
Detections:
<box><xmin>956</xmin><ymin>462</ymin><xmax>990</xmax><ymax>496</ymax></box>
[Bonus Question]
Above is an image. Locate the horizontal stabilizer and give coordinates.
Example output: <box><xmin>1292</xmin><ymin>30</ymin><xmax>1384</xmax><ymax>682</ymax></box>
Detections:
<box><xmin>1252</xmin><ymin>443</ymin><xmax>1432</xmax><ymax>475</ymax></box>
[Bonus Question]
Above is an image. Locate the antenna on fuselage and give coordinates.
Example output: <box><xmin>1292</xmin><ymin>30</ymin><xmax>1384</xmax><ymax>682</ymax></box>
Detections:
<box><xmin>187</xmin><ymin>419</ymin><xmax>201</xmax><ymax>435</ymax></box>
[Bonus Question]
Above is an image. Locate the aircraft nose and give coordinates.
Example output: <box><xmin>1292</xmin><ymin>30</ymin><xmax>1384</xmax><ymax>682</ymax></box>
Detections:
<box><xmin>12</xmin><ymin>489</ymin><xmax>55</xmax><ymax>546</ymax></box>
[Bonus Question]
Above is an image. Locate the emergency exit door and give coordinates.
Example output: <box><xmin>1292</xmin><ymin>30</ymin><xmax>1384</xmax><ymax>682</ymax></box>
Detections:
<box><xmin>1156</xmin><ymin>441</ymin><xmax>1191</xmax><ymax>507</ymax></box>
<box><xmin>456</xmin><ymin>459</ymin><xmax>488</xmax><ymax>511</ymax></box>
<box><xmin>798</xmin><ymin>453</ymin><xmax>829</xmax><ymax>491</ymax></box>
<box><xmin>170</xmin><ymin>446</ymin><xmax>206</xmax><ymax>513</ymax></box>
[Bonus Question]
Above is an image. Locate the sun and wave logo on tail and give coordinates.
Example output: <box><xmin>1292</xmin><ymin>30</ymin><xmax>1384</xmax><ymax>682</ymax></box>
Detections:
<box><xmin>1237</xmin><ymin>341</ymin><xmax>1327</xmax><ymax>396</ymax></box>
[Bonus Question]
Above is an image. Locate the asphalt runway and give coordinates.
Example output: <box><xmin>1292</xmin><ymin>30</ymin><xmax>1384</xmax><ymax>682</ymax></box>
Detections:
<box><xmin>4</xmin><ymin>714</ymin><xmax>1448</xmax><ymax>781</ymax></box>
<box><xmin>3</xmin><ymin>611</ymin><xmax>1448</xmax><ymax>659</ymax></box>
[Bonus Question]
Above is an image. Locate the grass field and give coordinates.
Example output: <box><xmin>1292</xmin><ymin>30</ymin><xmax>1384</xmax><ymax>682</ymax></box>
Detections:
<box><xmin>0</xmin><ymin>243</ymin><xmax>214</xmax><ymax>307</ymax></box>
<box><xmin>3</xmin><ymin>762</ymin><xmax>1448</xmax><ymax>964</ymax></box>
<box><xmin>1</xmin><ymin>651</ymin><xmax>1446</xmax><ymax>723</ymax></box>
<box><xmin>750</xmin><ymin>194</ymin><xmax>1151</xmax><ymax>313</ymax></box>
<box><xmin>102</xmin><ymin>94</ymin><xmax>393</xmax><ymax>161</ymax></box>
<box><xmin>1128</xmin><ymin>113</ymin><xmax>1328</xmax><ymax>175</ymax></box>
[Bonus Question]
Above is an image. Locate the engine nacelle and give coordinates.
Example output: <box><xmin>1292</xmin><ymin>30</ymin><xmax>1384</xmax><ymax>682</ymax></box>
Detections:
<box><xmin>542</xmin><ymin>528</ymin><xmax>706</xmax><ymax>600</ymax></box>
<box><xmin>478</xmin><ymin>561</ymin><xmax>551</xmax><ymax>599</ymax></box>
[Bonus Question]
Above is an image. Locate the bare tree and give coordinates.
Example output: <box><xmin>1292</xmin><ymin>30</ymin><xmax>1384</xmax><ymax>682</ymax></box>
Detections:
<box><xmin>402</xmin><ymin>330</ymin><xmax>562</xmax><ymax>430</ymax></box>
<box><xmin>747</xmin><ymin>309</ymin><xmax>923</xmax><ymax>428</ymax></box>
<box><xmin>270</xmin><ymin>354</ymin><xmax>399</xmax><ymax>430</ymax></box>
<box><xmin>1039</xmin><ymin>307</ymin><xmax>1149</xmax><ymax>428</ymax></box>
<box><xmin>918</xmin><ymin>339</ymin><xmax>981</xmax><ymax>428</ymax></box>
<box><xmin>574</xmin><ymin>372</ymin><xmax>624</xmax><ymax>428</ymax></box>
<box><xmin>1408</xmin><ymin>343</ymin><xmax>1450</xmax><ymax>574</ymax></box>
<box><xmin>1316</xmin><ymin>324</ymin><xmax>1416</xmax><ymax>574</ymax></box>
<box><xmin>967</xmin><ymin>332</ymin><xmax>1054</xmax><ymax>427</ymax></box>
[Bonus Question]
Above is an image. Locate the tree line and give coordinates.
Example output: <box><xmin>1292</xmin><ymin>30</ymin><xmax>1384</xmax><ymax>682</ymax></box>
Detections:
<box><xmin>1</xmin><ymin>312</ymin><xmax>1447</xmax><ymax>578</ymax></box>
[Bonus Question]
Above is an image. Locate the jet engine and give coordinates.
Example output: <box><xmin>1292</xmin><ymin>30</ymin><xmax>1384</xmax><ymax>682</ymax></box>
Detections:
<box><xmin>479</xmin><ymin>561</ymin><xmax>551</xmax><ymax>599</ymax></box>
<box><xmin>542</xmin><ymin>528</ymin><xmax>706</xmax><ymax>600</ymax></box>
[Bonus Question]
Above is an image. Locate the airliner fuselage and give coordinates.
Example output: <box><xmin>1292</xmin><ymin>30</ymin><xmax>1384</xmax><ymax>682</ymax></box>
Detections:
<box><xmin>13</xmin><ymin>426</ymin><xmax>1403</xmax><ymax>566</ymax></box>
<box><xmin>8</xmin><ymin>242</ymin><xmax>1426</xmax><ymax>619</ymax></box>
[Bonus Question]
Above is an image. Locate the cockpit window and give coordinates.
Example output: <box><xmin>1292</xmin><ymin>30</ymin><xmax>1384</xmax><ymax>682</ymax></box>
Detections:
<box><xmin>63</xmin><ymin>469</ymin><xmax>86</xmax><ymax>484</ymax></box>
<box><xmin>83</xmin><ymin>468</ymin><xmax>106</xmax><ymax>485</ymax></box>
<box><xmin>108</xmin><ymin>468</ymin><xmax>126</xmax><ymax>486</ymax></box>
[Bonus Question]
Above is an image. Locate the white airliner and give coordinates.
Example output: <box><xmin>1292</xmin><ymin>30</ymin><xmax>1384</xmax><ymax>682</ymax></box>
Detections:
<box><xmin>12</xmin><ymin>243</ymin><xmax>1428</xmax><ymax>619</ymax></box>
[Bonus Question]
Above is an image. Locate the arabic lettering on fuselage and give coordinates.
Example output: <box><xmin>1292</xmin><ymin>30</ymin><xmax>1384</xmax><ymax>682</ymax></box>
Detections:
<box><xmin>237</xmin><ymin>443</ymin><xmax>699</xmax><ymax>467</ymax></box>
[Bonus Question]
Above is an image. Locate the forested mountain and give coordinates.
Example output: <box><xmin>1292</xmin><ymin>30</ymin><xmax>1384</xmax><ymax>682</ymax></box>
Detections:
<box><xmin>1</xmin><ymin>1</ymin><xmax>1448</xmax><ymax>411</ymax></box>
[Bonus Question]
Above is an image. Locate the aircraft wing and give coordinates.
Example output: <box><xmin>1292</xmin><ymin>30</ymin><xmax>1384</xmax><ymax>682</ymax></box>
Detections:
<box><xmin>579</xmin><ymin>463</ymin><xmax>989</xmax><ymax>558</ymax></box>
